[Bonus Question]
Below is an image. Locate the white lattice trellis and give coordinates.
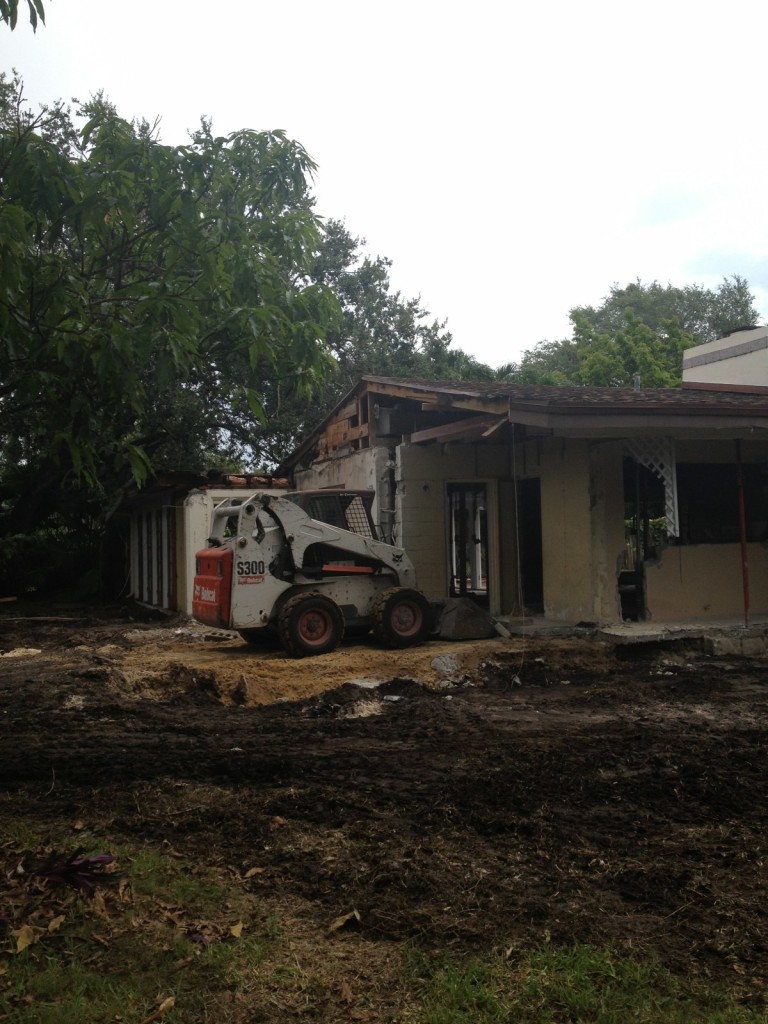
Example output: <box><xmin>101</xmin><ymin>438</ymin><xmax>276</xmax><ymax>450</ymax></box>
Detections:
<box><xmin>624</xmin><ymin>438</ymin><xmax>679</xmax><ymax>538</ymax></box>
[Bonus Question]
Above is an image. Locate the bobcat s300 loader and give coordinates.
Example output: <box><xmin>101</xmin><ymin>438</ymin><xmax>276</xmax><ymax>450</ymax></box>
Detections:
<box><xmin>192</xmin><ymin>490</ymin><xmax>432</xmax><ymax>657</ymax></box>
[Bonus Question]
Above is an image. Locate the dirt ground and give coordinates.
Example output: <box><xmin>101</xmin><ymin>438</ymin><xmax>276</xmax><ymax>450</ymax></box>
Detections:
<box><xmin>1</xmin><ymin>608</ymin><xmax>767</xmax><ymax>1004</ymax></box>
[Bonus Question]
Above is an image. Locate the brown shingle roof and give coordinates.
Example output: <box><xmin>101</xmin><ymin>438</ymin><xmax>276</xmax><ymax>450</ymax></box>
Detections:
<box><xmin>361</xmin><ymin>375</ymin><xmax>768</xmax><ymax>412</ymax></box>
<box><xmin>276</xmin><ymin>376</ymin><xmax>768</xmax><ymax>474</ymax></box>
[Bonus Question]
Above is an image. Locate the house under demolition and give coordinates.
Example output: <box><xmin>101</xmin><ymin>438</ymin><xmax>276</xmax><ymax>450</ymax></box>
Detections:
<box><xmin>274</xmin><ymin>327</ymin><xmax>768</xmax><ymax>626</ymax></box>
<box><xmin>125</xmin><ymin>326</ymin><xmax>768</xmax><ymax>627</ymax></box>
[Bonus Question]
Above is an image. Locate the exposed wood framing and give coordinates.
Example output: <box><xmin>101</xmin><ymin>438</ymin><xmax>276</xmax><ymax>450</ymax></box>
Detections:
<box><xmin>409</xmin><ymin>414</ymin><xmax>506</xmax><ymax>444</ymax></box>
<box><xmin>367</xmin><ymin>380</ymin><xmax>506</xmax><ymax>415</ymax></box>
<box><xmin>336</xmin><ymin>400</ymin><xmax>358</xmax><ymax>420</ymax></box>
<box><xmin>366</xmin><ymin>392</ymin><xmax>377</xmax><ymax>446</ymax></box>
<box><xmin>320</xmin><ymin>421</ymin><xmax>369</xmax><ymax>456</ymax></box>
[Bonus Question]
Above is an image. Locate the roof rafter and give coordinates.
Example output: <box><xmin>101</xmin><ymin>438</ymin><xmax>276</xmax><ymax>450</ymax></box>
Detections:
<box><xmin>408</xmin><ymin>414</ymin><xmax>507</xmax><ymax>444</ymax></box>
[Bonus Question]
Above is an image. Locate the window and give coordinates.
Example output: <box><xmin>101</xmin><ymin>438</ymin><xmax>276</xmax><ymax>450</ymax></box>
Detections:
<box><xmin>677</xmin><ymin>464</ymin><xmax>768</xmax><ymax>545</ymax></box>
<box><xmin>625</xmin><ymin>459</ymin><xmax>768</xmax><ymax>551</ymax></box>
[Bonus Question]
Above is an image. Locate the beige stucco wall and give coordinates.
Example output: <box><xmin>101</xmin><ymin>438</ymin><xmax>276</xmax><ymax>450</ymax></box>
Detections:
<box><xmin>534</xmin><ymin>439</ymin><xmax>626</xmax><ymax>624</ymax></box>
<box><xmin>538</xmin><ymin>440</ymin><xmax>594</xmax><ymax>622</ymax></box>
<box><xmin>645</xmin><ymin>543</ymin><xmax>768</xmax><ymax>620</ymax></box>
<box><xmin>392</xmin><ymin>437</ymin><xmax>626</xmax><ymax>623</ymax></box>
<box><xmin>395</xmin><ymin>443</ymin><xmax>511</xmax><ymax>614</ymax></box>
<box><xmin>641</xmin><ymin>437</ymin><xmax>768</xmax><ymax>620</ymax></box>
<box><xmin>498</xmin><ymin>480</ymin><xmax>521</xmax><ymax>615</ymax></box>
<box><xmin>589</xmin><ymin>443</ymin><xmax>626</xmax><ymax>621</ymax></box>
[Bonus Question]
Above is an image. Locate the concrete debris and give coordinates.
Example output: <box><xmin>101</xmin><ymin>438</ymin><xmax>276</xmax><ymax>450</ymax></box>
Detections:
<box><xmin>430</xmin><ymin>653</ymin><xmax>461</xmax><ymax>678</ymax></box>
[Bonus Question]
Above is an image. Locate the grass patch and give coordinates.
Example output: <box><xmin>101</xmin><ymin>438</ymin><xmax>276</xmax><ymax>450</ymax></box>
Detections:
<box><xmin>1</xmin><ymin>836</ymin><xmax>275</xmax><ymax>1024</ymax></box>
<box><xmin>2</xmin><ymin>830</ymin><xmax>766</xmax><ymax>1023</ymax></box>
<box><xmin>408</xmin><ymin>945</ymin><xmax>767</xmax><ymax>1024</ymax></box>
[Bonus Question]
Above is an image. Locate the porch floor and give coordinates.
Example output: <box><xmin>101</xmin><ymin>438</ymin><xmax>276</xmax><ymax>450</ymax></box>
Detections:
<box><xmin>498</xmin><ymin>613</ymin><xmax>768</xmax><ymax>649</ymax></box>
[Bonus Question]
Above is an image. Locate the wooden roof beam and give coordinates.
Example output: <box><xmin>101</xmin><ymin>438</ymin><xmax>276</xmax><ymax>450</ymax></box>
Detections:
<box><xmin>408</xmin><ymin>414</ymin><xmax>507</xmax><ymax>444</ymax></box>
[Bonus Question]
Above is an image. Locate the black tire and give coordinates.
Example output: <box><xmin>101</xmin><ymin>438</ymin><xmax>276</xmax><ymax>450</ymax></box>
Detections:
<box><xmin>277</xmin><ymin>593</ymin><xmax>345</xmax><ymax>658</ymax></box>
<box><xmin>372</xmin><ymin>587</ymin><xmax>432</xmax><ymax>648</ymax></box>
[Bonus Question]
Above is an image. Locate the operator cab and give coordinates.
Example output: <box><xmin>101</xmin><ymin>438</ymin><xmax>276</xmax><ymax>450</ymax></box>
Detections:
<box><xmin>283</xmin><ymin>490</ymin><xmax>378</xmax><ymax>540</ymax></box>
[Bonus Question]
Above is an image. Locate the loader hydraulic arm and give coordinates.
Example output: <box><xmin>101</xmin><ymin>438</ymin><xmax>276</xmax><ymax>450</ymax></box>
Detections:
<box><xmin>259</xmin><ymin>496</ymin><xmax>417</xmax><ymax>586</ymax></box>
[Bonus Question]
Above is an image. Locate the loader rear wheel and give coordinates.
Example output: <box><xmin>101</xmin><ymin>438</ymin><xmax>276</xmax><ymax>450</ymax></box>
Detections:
<box><xmin>372</xmin><ymin>587</ymin><xmax>432</xmax><ymax>648</ymax></box>
<box><xmin>277</xmin><ymin>593</ymin><xmax>345</xmax><ymax>658</ymax></box>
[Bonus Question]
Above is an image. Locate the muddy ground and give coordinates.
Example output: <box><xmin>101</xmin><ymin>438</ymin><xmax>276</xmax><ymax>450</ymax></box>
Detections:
<box><xmin>1</xmin><ymin>609</ymin><xmax>767</xmax><ymax>1003</ymax></box>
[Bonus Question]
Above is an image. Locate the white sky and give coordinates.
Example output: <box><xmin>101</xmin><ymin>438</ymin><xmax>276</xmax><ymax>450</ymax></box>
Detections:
<box><xmin>5</xmin><ymin>0</ymin><xmax>768</xmax><ymax>368</ymax></box>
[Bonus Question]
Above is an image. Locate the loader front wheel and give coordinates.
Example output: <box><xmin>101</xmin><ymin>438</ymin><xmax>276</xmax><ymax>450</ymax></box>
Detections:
<box><xmin>277</xmin><ymin>593</ymin><xmax>345</xmax><ymax>658</ymax></box>
<box><xmin>372</xmin><ymin>587</ymin><xmax>432</xmax><ymax>648</ymax></box>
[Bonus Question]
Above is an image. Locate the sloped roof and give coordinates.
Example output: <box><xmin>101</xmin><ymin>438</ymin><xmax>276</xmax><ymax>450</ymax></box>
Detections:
<box><xmin>278</xmin><ymin>375</ymin><xmax>768</xmax><ymax>474</ymax></box>
<box><xmin>359</xmin><ymin>376</ymin><xmax>768</xmax><ymax>411</ymax></box>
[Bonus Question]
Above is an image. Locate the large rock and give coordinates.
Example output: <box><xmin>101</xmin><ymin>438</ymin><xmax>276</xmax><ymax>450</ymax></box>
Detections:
<box><xmin>437</xmin><ymin>598</ymin><xmax>496</xmax><ymax>640</ymax></box>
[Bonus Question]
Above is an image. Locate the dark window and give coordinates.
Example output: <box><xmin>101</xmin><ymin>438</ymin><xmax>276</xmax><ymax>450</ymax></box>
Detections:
<box><xmin>677</xmin><ymin>464</ymin><xmax>768</xmax><ymax>545</ymax></box>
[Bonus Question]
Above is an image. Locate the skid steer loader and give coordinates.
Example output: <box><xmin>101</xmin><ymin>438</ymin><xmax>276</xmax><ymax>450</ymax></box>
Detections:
<box><xmin>192</xmin><ymin>490</ymin><xmax>432</xmax><ymax>658</ymax></box>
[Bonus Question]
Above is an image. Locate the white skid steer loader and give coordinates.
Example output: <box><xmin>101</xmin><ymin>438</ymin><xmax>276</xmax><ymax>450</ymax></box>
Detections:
<box><xmin>192</xmin><ymin>490</ymin><xmax>432</xmax><ymax>658</ymax></box>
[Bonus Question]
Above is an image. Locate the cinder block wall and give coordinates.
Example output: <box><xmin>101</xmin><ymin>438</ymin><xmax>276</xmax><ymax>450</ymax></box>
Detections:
<box><xmin>394</xmin><ymin>446</ymin><xmax>448</xmax><ymax>601</ymax></box>
<box><xmin>396</xmin><ymin>442</ymin><xmax>512</xmax><ymax>613</ymax></box>
<box><xmin>539</xmin><ymin>439</ymin><xmax>595</xmax><ymax>622</ymax></box>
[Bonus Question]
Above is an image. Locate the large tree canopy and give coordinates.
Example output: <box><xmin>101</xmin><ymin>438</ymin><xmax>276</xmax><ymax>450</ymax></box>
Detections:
<box><xmin>512</xmin><ymin>277</ymin><xmax>759</xmax><ymax>386</ymax></box>
<box><xmin>0</xmin><ymin>76</ymin><xmax>338</xmax><ymax>533</ymax></box>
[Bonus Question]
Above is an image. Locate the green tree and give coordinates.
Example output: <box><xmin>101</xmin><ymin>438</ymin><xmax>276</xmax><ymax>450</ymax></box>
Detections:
<box><xmin>513</xmin><ymin>277</ymin><xmax>759</xmax><ymax>387</ymax></box>
<box><xmin>571</xmin><ymin>277</ymin><xmax>757</xmax><ymax>343</ymax></box>
<box><xmin>0</xmin><ymin>0</ymin><xmax>44</xmax><ymax>29</ymax></box>
<box><xmin>0</xmin><ymin>77</ymin><xmax>338</xmax><ymax>535</ymax></box>
<box><xmin>313</xmin><ymin>218</ymin><xmax>463</xmax><ymax>386</ymax></box>
<box><xmin>574</xmin><ymin>310</ymin><xmax>695</xmax><ymax>387</ymax></box>
<box><xmin>511</xmin><ymin>339</ymin><xmax>580</xmax><ymax>385</ymax></box>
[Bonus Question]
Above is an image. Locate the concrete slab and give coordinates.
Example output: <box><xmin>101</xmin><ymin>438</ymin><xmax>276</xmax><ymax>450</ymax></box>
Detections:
<box><xmin>498</xmin><ymin>614</ymin><xmax>768</xmax><ymax>652</ymax></box>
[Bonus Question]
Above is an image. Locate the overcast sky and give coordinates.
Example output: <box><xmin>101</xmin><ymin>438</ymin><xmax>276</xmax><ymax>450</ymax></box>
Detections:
<box><xmin>5</xmin><ymin>0</ymin><xmax>768</xmax><ymax>368</ymax></box>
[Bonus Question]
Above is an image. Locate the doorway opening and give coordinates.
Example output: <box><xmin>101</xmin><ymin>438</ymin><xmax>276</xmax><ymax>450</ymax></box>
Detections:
<box><xmin>448</xmin><ymin>483</ymin><xmax>488</xmax><ymax>605</ymax></box>
<box><xmin>622</xmin><ymin>457</ymin><xmax>666</xmax><ymax>620</ymax></box>
<box><xmin>516</xmin><ymin>478</ymin><xmax>544</xmax><ymax>614</ymax></box>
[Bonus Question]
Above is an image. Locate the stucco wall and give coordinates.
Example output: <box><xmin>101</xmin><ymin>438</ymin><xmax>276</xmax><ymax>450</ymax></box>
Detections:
<box><xmin>394</xmin><ymin>438</ymin><xmax>626</xmax><ymax>622</ymax></box>
<box><xmin>539</xmin><ymin>439</ymin><xmax>595</xmax><ymax>622</ymax></box>
<box><xmin>395</xmin><ymin>443</ymin><xmax>511</xmax><ymax>613</ymax></box>
<box><xmin>589</xmin><ymin>443</ymin><xmax>626</xmax><ymax>622</ymax></box>
<box><xmin>292</xmin><ymin>434</ymin><xmax>768</xmax><ymax>626</ymax></box>
<box><xmin>645</xmin><ymin>543</ymin><xmax>768</xmax><ymax>620</ymax></box>
<box><xmin>498</xmin><ymin>480</ymin><xmax>521</xmax><ymax>615</ymax></box>
<box><xmin>395</xmin><ymin>445</ymin><xmax>453</xmax><ymax>603</ymax></box>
